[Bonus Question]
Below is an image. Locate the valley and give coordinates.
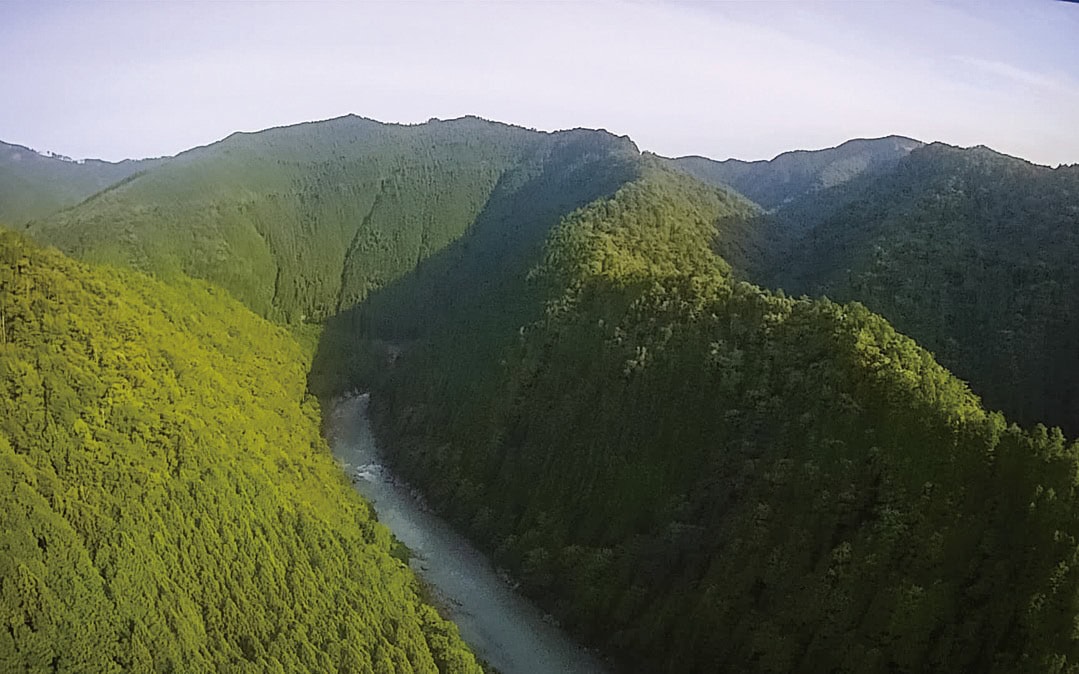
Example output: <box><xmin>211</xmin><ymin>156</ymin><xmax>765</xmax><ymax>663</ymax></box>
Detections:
<box><xmin>329</xmin><ymin>393</ymin><xmax>607</xmax><ymax>674</ymax></box>
<box><xmin>4</xmin><ymin>114</ymin><xmax>1079</xmax><ymax>673</ymax></box>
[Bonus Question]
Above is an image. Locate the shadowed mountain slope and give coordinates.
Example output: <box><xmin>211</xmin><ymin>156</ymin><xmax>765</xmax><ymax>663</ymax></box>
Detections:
<box><xmin>317</xmin><ymin>162</ymin><xmax>1079</xmax><ymax>672</ymax></box>
<box><xmin>755</xmin><ymin>142</ymin><xmax>1079</xmax><ymax>435</ymax></box>
<box><xmin>26</xmin><ymin>116</ymin><xmax>641</xmax><ymax>323</ymax></box>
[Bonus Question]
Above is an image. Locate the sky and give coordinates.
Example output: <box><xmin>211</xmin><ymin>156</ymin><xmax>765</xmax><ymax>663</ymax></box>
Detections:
<box><xmin>1</xmin><ymin>1</ymin><xmax>1078</xmax><ymax>166</ymax></box>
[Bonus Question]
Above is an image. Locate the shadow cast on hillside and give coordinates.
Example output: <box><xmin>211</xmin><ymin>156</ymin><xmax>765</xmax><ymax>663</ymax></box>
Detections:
<box><xmin>308</xmin><ymin>137</ymin><xmax>640</xmax><ymax>405</ymax></box>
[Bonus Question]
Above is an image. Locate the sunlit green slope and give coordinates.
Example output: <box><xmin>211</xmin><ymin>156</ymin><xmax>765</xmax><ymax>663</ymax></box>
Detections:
<box><xmin>0</xmin><ymin>229</ymin><xmax>479</xmax><ymax>673</ymax></box>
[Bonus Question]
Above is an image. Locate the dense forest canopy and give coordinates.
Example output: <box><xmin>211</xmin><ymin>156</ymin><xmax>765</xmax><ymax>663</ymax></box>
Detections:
<box><xmin>748</xmin><ymin>142</ymin><xmax>1079</xmax><ymax>436</ymax></box>
<box><xmin>335</xmin><ymin>162</ymin><xmax>1079</xmax><ymax>672</ymax></box>
<box><xmin>0</xmin><ymin>141</ymin><xmax>159</xmax><ymax>225</ymax></box>
<box><xmin>6</xmin><ymin>115</ymin><xmax>1079</xmax><ymax>673</ymax></box>
<box><xmin>0</xmin><ymin>229</ymin><xmax>478</xmax><ymax>672</ymax></box>
<box><xmin>26</xmin><ymin>116</ymin><xmax>639</xmax><ymax>323</ymax></box>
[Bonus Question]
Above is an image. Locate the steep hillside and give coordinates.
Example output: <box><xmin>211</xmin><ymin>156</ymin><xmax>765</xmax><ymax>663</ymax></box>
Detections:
<box><xmin>309</xmin><ymin>134</ymin><xmax>658</xmax><ymax>398</ymax></box>
<box><xmin>0</xmin><ymin>230</ymin><xmax>479</xmax><ymax>672</ymax></box>
<box><xmin>668</xmin><ymin>135</ymin><xmax>922</xmax><ymax>209</ymax></box>
<box><xmin>757</xmin><ymin>143</ymin><xmax>1079</xmax><ymax>435</ymax></box>
<box><xmin>0</xmin><ymin>141</ymin><xmax>157</xmax><ymax>224</ymax></box>
<box><xmin>27</xmin><ymin>116</ymin><xmax>641</xmax><ymax>322</ymax></box>
<box><xmin>323</xmin><ymin>164</ymin><xmax>1079</xmax><ymax>672</ymax></box>
<box><xmin>14</xmin><ymin>116</ymin><xmax>1079</xmax><ymax>672</ymax></box>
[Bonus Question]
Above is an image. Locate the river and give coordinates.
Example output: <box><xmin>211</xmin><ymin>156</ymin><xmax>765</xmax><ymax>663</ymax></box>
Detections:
<box><xmin>327</xmin><ymin>393</ymin><xmax>607</xmax><ymax>674</ymax></box>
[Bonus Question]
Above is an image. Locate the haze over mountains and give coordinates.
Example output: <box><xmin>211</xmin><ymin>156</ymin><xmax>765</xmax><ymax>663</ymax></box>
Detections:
<box><xmin>0</xmin><ymin>140</ymin><xmax>161</xmax><ymax>225</ymax></box>
<box><xmin>4</xmin><ymin>115</ymin><xmax>1079</xmax><ymax>672</ymax></box>
<box><xmin>667</xmin><ymin>134</ymin><xmax>924</xmax><ymax>209</ymax></box>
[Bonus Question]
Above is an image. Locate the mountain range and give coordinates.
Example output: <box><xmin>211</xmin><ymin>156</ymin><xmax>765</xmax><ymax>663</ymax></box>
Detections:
<box><xmin>0</xmin><ymin>140</ymin><xmax>160</xmax><ymax>225</ymax></box>
<box><xmin>3</xmin><ymin>115</ymin><xmax>1079</xmax><ymax>672</ymax></box>
<box><xmin>667</xmin><ymin>134</ymin><xmax>923</xmax><ymax>209</ymax></box>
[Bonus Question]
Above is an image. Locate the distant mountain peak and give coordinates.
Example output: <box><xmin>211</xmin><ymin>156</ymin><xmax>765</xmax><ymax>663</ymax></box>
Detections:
<box><xmin>0</xmin><ymin>139</ymin><xmax>160</xmax><ymax>224</ymax></box>
<box><xmin>667</xmin><ymin>135</ymin><xmax>924</xmax><ymax>209</ymax></box>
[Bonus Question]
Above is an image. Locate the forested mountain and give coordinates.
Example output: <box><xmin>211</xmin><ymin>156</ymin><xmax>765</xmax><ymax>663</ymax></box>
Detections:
<box><xmin>0</xmin><ymin>230</ymin><xmax>479</xmax><ymax>672</ymax></box>
<box><xmin>668</xmin><ymin>135</ymin><xmax>922</xmax><ymax>209</ymax></box>
<box><xmin>8</xmin><ymin>115</ymin><xmax>1079</xmax><ymax>673</ymax></box>
<box><xmin>309</xmin><ymin>134</ymin><xmax>660</xmax><ymax>398</ymax></box>
<box><xmin>315</xmin><ymin>161</ymin><xmax>1079</xmax><ymax>672</ymax></box>
<box><xmin>0</xmin><ymin>141</ymin><xmax>158</xmax><ymax>225</ymax></box>
<box><xmin>25</xmin><ymin>116</ymin><xmax>640</xmax><ymax>322</ymax></box>
<box><xmin>753</xmin><ymin>142</ymin><xmax>1079</xmax><ymax>435</ymax></box>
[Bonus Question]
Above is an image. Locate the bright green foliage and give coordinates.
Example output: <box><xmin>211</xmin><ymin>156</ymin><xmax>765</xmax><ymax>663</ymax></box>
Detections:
<box><xmin>0</xmin><ymin>141</ymin><xmax>157</xmax><ymax>225</ymax></box>
<box><xmin>0</xmin><ymin>230</ymin><xmax>479</xmax><ymax>673</ymax></box>
<box><xmin>26</xmin><ymin>116</ymin><xmax>639</xmax><ymax>324</ymax></box>
<box><xmin>344</xmin><ymin>165</ymin><xmax>1079</xmax><ymax>672</ymax></box>
<box><xmin>754</xmin><ymin>143</ymin><xmax>1079</xmax><ymax>435</ymax></box>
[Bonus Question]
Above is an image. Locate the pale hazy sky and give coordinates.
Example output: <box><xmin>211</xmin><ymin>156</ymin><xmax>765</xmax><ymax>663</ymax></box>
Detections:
<box><xmin>2</xmin><ymin>1</ymin><xmax>1077</xmax><ymax>166</ymax></box>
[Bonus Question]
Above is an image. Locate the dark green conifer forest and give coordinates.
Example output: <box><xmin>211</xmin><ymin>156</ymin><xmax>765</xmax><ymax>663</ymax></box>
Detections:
<box><xmin>347</xmin><ymin>163</ymin><xmax>1079</xmax><ymax>672</ymax></box>
<box><xmin>6</xmin><ymin>115</ymin><xmax>1079</xmax><ymax>673</ymax></box>
<box><xmin>746</xmin><ymin>143</ymin><xmax>1079</xmax><ymax>436</ymax></box>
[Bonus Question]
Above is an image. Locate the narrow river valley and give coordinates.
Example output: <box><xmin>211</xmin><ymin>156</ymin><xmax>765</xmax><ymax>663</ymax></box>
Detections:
<box><xmin>328</xmin><ymin>394</ymin><xmax>606</xmax><ymax>674</ymax></box>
